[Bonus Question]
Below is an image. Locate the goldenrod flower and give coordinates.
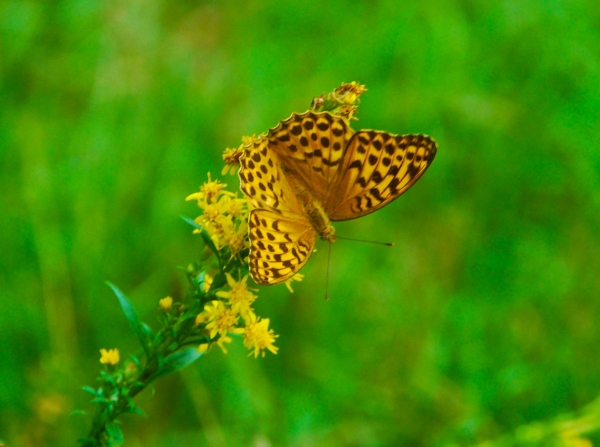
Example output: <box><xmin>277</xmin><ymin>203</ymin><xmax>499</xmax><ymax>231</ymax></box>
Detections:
<box><xmin>197</xmin><ymin>201</ymin><xmax>224</xmax><ymax>223</ymax></box>
<box><xmin>195</xmin><ymin>312</ymin><xmax>206</xmax><ymax>326</ymax></box>
<box><xmin>332</xmin><ymin>81</ymin><xmax>367</xmax><ymax>105</ymax></box>
<box><xmin>224</xmin><ymin>222</ymin><xmax>250</xmax><ymax>258</ymax></box>
<box><xmin>203</xmin><ymin>300</ymin><xmax>239</xmax><ymax>338</ymax></box>
<box><xmin>242</xmin><ymin>312</ymin><xmax>279</xmax><ymax>358</ymax></box>
<box><xmin>99</xmin><ymin>348</ymin><xmax>120</xmax><ymax>365</ymax></box>
<box><xmin>216</xmin><ymin>274</ymin><xmax>257</xmax><ymax>319</ymax></box>
<box><xmin>223</xmin><ymin>196</ymin><xmax>249</xmax><ymax>219</ymax></box>
<box><xmin>186</xmin><ymin>173</ymin><xmax>234</xmax><ymax>206</ymax></box>
<box><xmin>241</xmin><ymin>134</ymin><xmax>259</xmax><ymax>145</ymax></box>
<box><xmin>338</xmin><ymin>104</ymin><xmax>359</xmax><ymax>121</ymax></box>
<box><xmin>284</xmin><ymin>273</ymin><xmax>304</xmax><ymax>293</ymax></box>
<box><xmin>197</xmin><ymin>343</ymin><xmax>209</xmax><ymax>354</ymax></box>
<box><xmin>202</xmin><ymin>274</ymin><xmax>213</xmax><ymax>293</ymax></box>
<box><xmin>222</xmin><ymin>146</ymin><xmax>244</xmax><ymax>176</ymax></box>
<box><xmin>215</xmin><ymin>334</ymin><xmax>233</xmax><ymax>354</ymax></box>
<box><xmin>196</xmin><ymin>213</ymin><xmax>235</xmax><ymax>249</ymax></box>
<box><xmin>159</xmin><ymin>296</ymin><xmax>173</xmax><ymax>311</ymax></box>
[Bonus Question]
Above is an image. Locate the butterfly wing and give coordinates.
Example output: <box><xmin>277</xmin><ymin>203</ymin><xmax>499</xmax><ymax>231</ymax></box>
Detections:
<box><xmin>239</xmin><ymin>135</ymin><xmax>317</xmax><ymax>285</ymax></box>
<box><xmin>267</xmin><ymin>111</ymin><xmax>354</xmax><ymax>204</ymax></box>
<box><xmin>248</xmin><ymin>209</ymin><xmax>317</xmax><ymax>285</ymax></box>
<box><xmin>239</xmin><ymin>135</ymin><xmax>298</xmax><ymax>212</ymax></box>
<box><xmin>327</xmin><ymin>132</ymin><xmax>437</xmax><ymax>221</ymax></box>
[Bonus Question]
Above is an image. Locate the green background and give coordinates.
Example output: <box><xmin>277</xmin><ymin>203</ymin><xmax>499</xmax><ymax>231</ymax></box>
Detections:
<box><xmin>2</xmin><ymin>0</ymin><xmax>600</xmax><ymax>445</ymax></box>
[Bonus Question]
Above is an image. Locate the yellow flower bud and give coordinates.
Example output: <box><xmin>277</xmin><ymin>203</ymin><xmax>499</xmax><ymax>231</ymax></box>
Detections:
<box><xmin>99</xmin><ymin>348</ymin><xmax>120</xmax><ymax>365</ymax></box>
<box><xmin>159</xmin><ymin>296</ymin><xmax>173</xmax><ymax>311</ymax></box>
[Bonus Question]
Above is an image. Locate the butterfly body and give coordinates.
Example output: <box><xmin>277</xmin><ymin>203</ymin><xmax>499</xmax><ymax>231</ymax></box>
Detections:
<box><xmin>239</xmin><ymin>111</ymin><xmax>437</xmax><ymax>285</ymax></box>
<box><xmin>288</xmin><ymin>175</ymin><xmax>337</xmax><ymax>243</ymax></box>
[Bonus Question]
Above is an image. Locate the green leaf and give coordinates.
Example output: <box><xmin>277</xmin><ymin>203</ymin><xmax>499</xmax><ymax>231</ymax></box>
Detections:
<box><xmin>123</xmin><ymin>399</ymin><xmax>147</xmax><ymax>417</ymax></box>
<box><xmin>140</xmin><ymin>322</ymin><xmax>154</xmax><ymax>340</ymax></box>
<box><xmin>200</xmin><ymin>229</ymin><xmax>220</xmax><ymax>258</ymax></box>
<box><xmin>150</xmin><ymin>348</ymin><xmax>204</xmax><ymax>381</ymax></box>
<box><xmin>99</xmin><ymin>371</ymin><xmax>116</xmax><ymax>385</ymax></box>
<box><xmin>106</xmin><ymin>422</ymin><xmax>124</xmax><ymax>445</ymax></box>
<box><xmin>70</xmin><ymin>409</ymin><xmax>89</xmax><ymax>417</ymax></box>
<box><xmin>180</xmin><ymin>219</ymin><xmax>222</xmax><ymax>266</ymax></box>
<box><xmin>127</xmin><ymin>406</ymin><xmax>147</xmax><ymax>417</ymax></box>
<box><xmin>181</xmin><ymin>215</ymin><xmax>201</xmax><ymax>229</ymax></box>
<box><xmin>82</xmin><ymin>386</ymin><xmax>98</xmax><ymax>396</ymax></box>
<box><xmin>106</xmin><ymin>282</ymin><xmax>148</xmax><ymax>353</ymax></box>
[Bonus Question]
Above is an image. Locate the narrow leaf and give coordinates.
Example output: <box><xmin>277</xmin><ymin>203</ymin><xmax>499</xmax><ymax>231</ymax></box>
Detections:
<box><xmin>199</xmin><ymin>229</ymin><xmax>220</xmax><ymax>260</ymax></box>
<box><xmin>180</xmin><ymin>217</ymin><xmax>221</xmax><ymax>264</ymax></box>
<box><xmin>150</xmin><ymin>348</ymin><xmax>204</xmax><ymax>381</ymax></box>
<box><xmin>181</xmin><ymin>215</ymin><xmax>201</xmax><ymax>229</ymax></box>
<box><xmin>140</xmin><ymin>322</ymin><xmax>154</xmax><ymax>340</ymax></box>
<box><xmin>124</xmin><ymin>405</ymin><xmax>147</xmax><ymax>417</ymax></box>
<box><xmin>81</xmin><ymin>386</ymin><xmax>98</xmax><ymax>396</ymax></box>
<box><xmin>106</xmin><ymin>282</ymin><xmax>148</xmax><ymax>352</ymax></box>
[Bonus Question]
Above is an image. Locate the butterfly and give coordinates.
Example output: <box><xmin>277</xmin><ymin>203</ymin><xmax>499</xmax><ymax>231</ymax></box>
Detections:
<box><xmin>238</xmin><ymin>111</ymin><xmax>437</xmax><ymax>285</ymax></box>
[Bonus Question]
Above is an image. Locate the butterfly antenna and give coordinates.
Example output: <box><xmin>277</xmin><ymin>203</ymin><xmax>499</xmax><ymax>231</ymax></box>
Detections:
<box><xmin>325</xmin><ymin>242</ymin><xmax>332</xmax><ymax>301</ymax></box>
<box><xmin>336</xmin><ymin>236</ymin><xmax>395</xmax><ymax>247</ymax></box>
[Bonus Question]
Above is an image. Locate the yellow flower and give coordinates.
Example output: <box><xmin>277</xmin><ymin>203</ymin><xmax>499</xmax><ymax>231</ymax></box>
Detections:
<box><xmin>186</xmin><ymin>173</ymin><xmax>234</xmax><ymax>206</ymax></box>
<box><xmin>216</xmin><ymin>274</ymin><xmax>257</xmax><ymax>319</ymax></box>
<box><xmin>197</xmin><ymin>201</ymin><xmax>224</xmax><ymax>224</ymax></box>
<box><xmin>223</xmin><ymin>196</ymin><xmax>249</xmax><ymax>219</ymax></box>
<box><xmin>159</xmin><ymin>296</ymin><xmax>173</xmax><ymax>311</ymax></box>
<box><xmin>203</xmin><ymin>300</ymin><xmax>239</xmax><ymax>338</ymax></box>
<box><xmin>196</xmin><ymin>214</ymin><xmax>235</xmax><ymax>249</ymax></box>
<box><xmin>242</xmin><ymin>312</ymin><xmax>279</xmax><ymax>358</ymax></box>
<box><xmin>202</xmin><ymin>274</ymin><xmax>213</xmax><ymax>293</ymax></box>
<box><xmin>332</xmin><ymin>81</ymin><xmax>367</xmax><ymax>105</ymax></box>
<box><xmin>99</xmin><ymin>348</ymin><xmax>120</xmax><ymax>365</ymax></box>
<box><xmin>195</xmin><ymin>312</ymin><xmax>207</xmax><ymax>325</ymax></box>
<box><xmin>284</xmin><ymin>273</ymin><xmax>304</xmax><ymax>293</ymax></box>
<box><xmin>224</xmin><ymin>222</ymin><xmax>250</xmax><ymax>258</ymax></box>
<box><xmin>216</xmin><ymin>334</ymin><xmax>233</xmax><ymax>354</ymax></box>
<box><xmin>197</xmin><ymin>343</ymin><xmax>209</xmax><ymax>354</ymax></box>
<box><xmin>338</xmin><ymin>104</ymin><xmax>359</xmax><ymax>121</ymax></box>
<box><xmin>222</xmin><ymin>146</ymin><xmax>245</xmax><ymax>176</ymax></box>
<box><xmin>241</xmin><ymin>134</ymin><xmax>259</xmax><ymax>145</ymax></box>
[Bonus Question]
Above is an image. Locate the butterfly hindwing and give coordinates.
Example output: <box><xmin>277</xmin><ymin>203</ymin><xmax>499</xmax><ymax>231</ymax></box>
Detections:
<box><xmin>248</xmin><ymin>209</ymin><xmax>317</xmax><ymax>285</ymax></box>
<box><xmin>327</xmin><ymin>132</ymin><xmax>437</xmax><ymax>221</ymax></box>
<box><xmin>268</xmin><ymin>112</ymin><xmax>353</xmax><ymax>203</ymax></box>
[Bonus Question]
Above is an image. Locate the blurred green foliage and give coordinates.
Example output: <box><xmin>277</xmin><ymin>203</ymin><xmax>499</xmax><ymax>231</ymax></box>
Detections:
<box><xmin>2</xmin><ymin>0</ymin><xmax>600</xmax><ymax>445</ymax></box>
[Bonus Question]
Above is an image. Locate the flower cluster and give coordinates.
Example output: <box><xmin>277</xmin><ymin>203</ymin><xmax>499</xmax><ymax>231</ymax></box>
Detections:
<box><xmin>221</xmin><ymin>134</ymin><xmax>260</xmax><ymax>176</ymax></box>
<box><xmin>196</xmin><ymin>273</ymin><xmax>278</xmax><ymax>357</ymax></box>
<box><xmin>186</xmin><ymin>174</ymin><xmax>250</xmax><ymax>259</ymax></box>
<box><xmin>187</xmin><ymin>169</ymin><xmax>280</xmax><ymax>358</ymax></box>
<box><xmin>311</xmin><ymin>81</ymin><xmax>367</xmax><ymax>120</ymax></box>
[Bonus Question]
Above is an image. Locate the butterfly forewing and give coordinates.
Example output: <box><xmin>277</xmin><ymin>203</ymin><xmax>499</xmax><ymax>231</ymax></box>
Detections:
<box><xmin>268</xmin><ymin>112</ymin><xmax>353</xmax><ymax>204</ymax></box>
<box><xmin>239</xmin><ymin>135</ymin><xmax>318</xmax><ymax>285</ymax></box>
<box><xmin>239</xmin><ymin>136</ymin><xmax>299</xmax><ymax>213</ymax></box>
<box><xmin>248</xmin><ymin>209</ymin><xmax>317</xmax><ymax>284</ymax></box>
<box><xmin>327</xmin><ymin>132</ymin><xmax>437</xmax><ymax>221</ymax></box>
